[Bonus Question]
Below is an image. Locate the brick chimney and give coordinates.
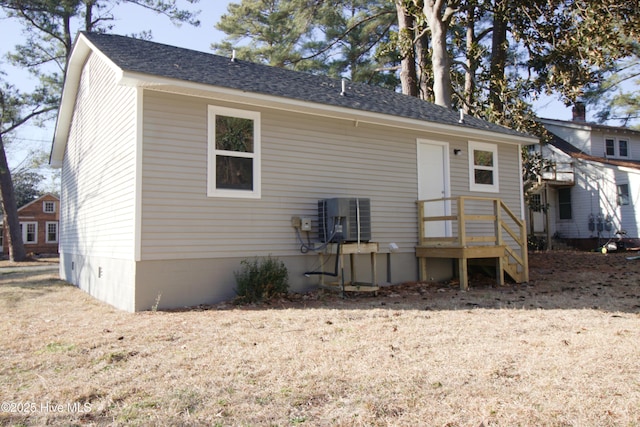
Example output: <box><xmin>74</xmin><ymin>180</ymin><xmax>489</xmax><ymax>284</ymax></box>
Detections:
<box><xmin>572</xmin><ymin>102</ymin><xmax>586</xmax><ymax>122</ymax></box>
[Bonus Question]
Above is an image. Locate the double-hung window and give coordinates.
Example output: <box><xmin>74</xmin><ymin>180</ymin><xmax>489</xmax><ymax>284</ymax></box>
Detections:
<box><xmin>208</xmin><ymin>106</ymin><xmax>261</xmax><ymax>198</ymax></box>
<box><xmin>605</xmin><ymin>137</ymin><xmax>629</xmax><ymax>158</ymax></box>
<box><xmin>469</xmin><ymin>141</ymin><xmax>499</xmax><ymax>193</ymax></box>
<box><xmin>20</xmin><ymin>222</ymin><xmax>37</xmax><ymax>244</ymax></box>
<box><xmin>619</xmin><ymin>139</ymin><xmax>628</xmax><ymax>157</ymax></box>
<box><xmin>558</xmin><ymin>188</ymin><xmax>572</xmax><ymax>220</ymax></box>
<box><xmin>46</xmin><ymin>222</ymin><xmax>59</xmax><ymax>243</ymax></box>
<box><xmin>605</xmin><ymin>138</ymin><xmax>615</xmax><ymax>156</ymax></box>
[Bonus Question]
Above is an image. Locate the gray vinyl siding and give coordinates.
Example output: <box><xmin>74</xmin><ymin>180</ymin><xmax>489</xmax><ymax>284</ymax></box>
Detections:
<box><xmin>140</xmin><ymin>91</ymin><xmax>525</xmax><ymax>261</ymax></box>
<box><xmin>140</xmin><ymin>91</ymin><xmax>419</xmax><ymax>260</ymax></box>
<box><xmin>443</xmin><ymin>141</ymin><xmax>524</xmax><ymax>253</ymax></box>
<box><xmin>60</xmin><ymin>52</ymin><xmax>137</xmax><ymax>259</ymax></box>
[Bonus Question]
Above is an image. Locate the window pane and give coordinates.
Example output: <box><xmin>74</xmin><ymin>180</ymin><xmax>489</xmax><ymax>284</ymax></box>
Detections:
<box><xmin>47</xmin><ymin>223</ymin><xmax>58</xmax><ymax>242</ymax></box>
<box><xmin>530</xmin><ymin>194</ymin><xmax>542</xmax><ymax>212</ymax></box>
<box><xmin>558</xmin><ymin>188</ymin><xmax>572</xmax><ymax>220</ymax></box>
<box><xmin>474</xmin><ymin>169</ymin><xmax>494</xmax><ymax>185</ymax></box>
<box><xmin>617</xmin><ymin>184</ymin><xmax>630</xmax><ymax>205</ymax></box>
<box><xmin>26</xmin><ymin>224</ymin><xmax>36</xmax><ymax>242</ymax></box>
<box><xmin>474</xmin><ymin>150</ymin><xmax>493</xmax><ymax>167</ymax></box>
<box><xmin>215</xmin><ymin>115</ymin><xmax>254</xmax><ymax>153</ymax></box>
<box><xmin>605</xmin><ymin>139</ymin><xmax>615</xmax><ymax>156</ymax></box>
<box><xmin>216</xmin><ymin>156</ymin><xmax>253</xmax><ymax>190</ymax></box>
<box><xmin>619</xmin><ymin>140</ymin><xmax>628</xmax><ymax>157</ymax></box>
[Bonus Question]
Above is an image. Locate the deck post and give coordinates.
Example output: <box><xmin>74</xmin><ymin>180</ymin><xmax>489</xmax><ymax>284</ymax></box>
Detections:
<box><xmin>458</xmin><ymin>197</ymin><xmax>465</xmax><ymax>246</ymax></box>
<box><xmin>494</xmin><ymin>199</ymin><xmax>505</xmax><ymax>286</ymax></box>
<box><xmin>418</xmin><ymin>200</ymin><xmax>425</xmax><ymax>245</ymax></box>
<box><xmin>458</xmin><ymin>257</ymin><xmax>468</xmax><ymax>290</ymax></box>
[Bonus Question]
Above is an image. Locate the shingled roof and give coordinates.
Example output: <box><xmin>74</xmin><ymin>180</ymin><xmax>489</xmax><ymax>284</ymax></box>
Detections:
<box><xmin>80</xmin><ymin>32</ymin><xmax>531</xmax><ymax>140</ymax></box>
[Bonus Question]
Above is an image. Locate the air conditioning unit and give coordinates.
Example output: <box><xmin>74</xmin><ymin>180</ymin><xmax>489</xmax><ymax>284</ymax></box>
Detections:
<box><xmin>318</xmin><ymin>198</ymin><xmax>371</xmax><ymax>243</ymax></box>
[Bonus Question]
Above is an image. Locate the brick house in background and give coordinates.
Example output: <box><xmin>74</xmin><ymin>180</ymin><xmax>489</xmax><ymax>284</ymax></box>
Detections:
<box><xmin>1</xmin><ymin>194</ymin><xmax>60</xmax><ymax>257</ymax></box>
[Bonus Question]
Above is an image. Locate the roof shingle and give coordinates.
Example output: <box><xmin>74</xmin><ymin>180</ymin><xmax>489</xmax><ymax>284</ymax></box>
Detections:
<box><xmin>81</xmin><ymin>32</ymin><xmax>532</xmax><ymax>139</ymax></box>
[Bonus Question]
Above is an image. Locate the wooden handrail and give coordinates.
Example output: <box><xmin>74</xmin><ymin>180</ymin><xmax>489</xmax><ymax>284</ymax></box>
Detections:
<box><xmin>417</xmin><ymin>196</ymin><xmax>528</xmax><ymax>282</ymax></box>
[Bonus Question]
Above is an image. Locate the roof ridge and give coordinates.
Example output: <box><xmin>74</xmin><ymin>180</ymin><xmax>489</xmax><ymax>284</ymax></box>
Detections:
<box><xmin>79</xmin><ymin>31</ymin><xmax>533</xmax><ymax>140</ymax></box>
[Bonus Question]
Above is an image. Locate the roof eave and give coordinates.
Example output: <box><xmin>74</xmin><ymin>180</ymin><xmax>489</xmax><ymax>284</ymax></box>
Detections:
<box><xmin>119</xmin><ymin>71</ymin><xmax>539</xmax><ymax>146</ymax></box>
<box><xmin>541</xmin><ymin>117</ymin><xmax>640</xmax><ymax>137</ymax></box>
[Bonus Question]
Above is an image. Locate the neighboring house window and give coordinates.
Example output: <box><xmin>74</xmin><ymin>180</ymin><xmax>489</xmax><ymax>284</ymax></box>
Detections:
<box><xmin>530</xmin><ymin>193</ymin><xmax>542</xmax><ymax>212</ymax></box>
<box><xmin>619</xmin><ymin>139</ymin><xmax>628</xmax><ymax>157</ymax></box>
<box><xmin>605</xmin><ymin>137</ymin><xmax>629</xmax><ymax>158</ymax></box>
<box><xmin>0</xmin><ymin>227</ymin><xmax>3</xmax><ymax>247</ymax></box>
<box><xmin>46</xmin><ymin>222</ymin><xmax>59</xmax><ymax>243</ymax></box>
<box><xmin>558</xmin><ymin>188</ymin><xmax>572</xmax><ymax>220</ymax></box>
<box><xmin>468</xmin><ymin>141</ymin><xmax>499</xmax><ymax>193</ymax></box>
<box><xmin>605</xmin><ymin>138</ymin><xmax>615</xmax><ymax>156</ymax></box>
<box><xmin>43</xmin><ymin>201</ymin><xmax>55</xmax><ymax>213</ymax></box>
<box><xmin>207</xmin><ymin>106</ymin><xmax>261</xmax><ymax>198</ymax></box>
<box><xmin>20</xmin><ymin>222</ymin><xmax>37</xmax><ymax>244</ymax></box>
<box><xmin>617</xmin><ymin>184</ymin><xmax>630</xmax><ymax>206</ymax></box>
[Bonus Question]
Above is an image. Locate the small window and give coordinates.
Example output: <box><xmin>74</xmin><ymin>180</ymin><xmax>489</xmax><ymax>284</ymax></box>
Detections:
<box><xmin>617</xmin><ymin>184</ymin><xmax>630</xmax><ymax>206</ymax></box>
<box><xmin>43</xmin><ymin>201</ymin><xmax>55</xmax><ymax>213</ymax></box>
<box><xmin>605</xmin><ymin>139</ymin><xmax>615</xmax><ymax>156</ymax></box>
<box><xmin>46</xmin><ymin>222</ymin><xmax>59</xmax><ymax>243</ymax></box>
<box><xmin>20</xmin><ymin>222</ymin><xmax>37</xmax><ymax>244</ymax></box>
<box><xmin>469</xmin><ymin>141</ymin><xmax>499</xmax><ymax>193</ymax></box>
<box><xmin>558</xmin><ymin>188</ymin><xmax>572</xmax><ymax>220</ymax></box>
<box><xmin>208</xmin><ymin>106</ymin><xmax>261</xmax><ymax>198</ymax></box>
<box><xmin>619</xmin><ymin>140</ymin><xmax>628</xmax><ymax>157</ymax></box>
<box><xmin>530</xmin><ymin>193</ymin><xmax>543</xmax><ymax>212</ymax></box>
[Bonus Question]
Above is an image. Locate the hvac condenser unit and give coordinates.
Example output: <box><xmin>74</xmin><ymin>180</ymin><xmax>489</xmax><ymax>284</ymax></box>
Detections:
<box><xmin>318</xmin><ymin>198</ymin><xmax>371</xmax><ymax>243</ymax></box>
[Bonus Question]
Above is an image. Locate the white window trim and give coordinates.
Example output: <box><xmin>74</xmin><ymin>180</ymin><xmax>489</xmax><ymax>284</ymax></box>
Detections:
<box><xmin>43</xmin><ymin>201</ymin><xmax>56</xmax><ymax>213</ymax></box>
<box><xmin>468</xmin><ymin>141</ymin><xmax>499</xmax><ymax>193</ymax></box>
<box><xmin>617</xmin><ymin>183</ymin><xmax>630</xmax><ymax>206</ymax></box>
<box><xmin>605</xmin><ymin>137</ymin><xmax>615</xmax><ymax>157</ymax></box>
<box><xmin>207</xmin><ymin>105</ymin><xmax>261</xmax><ymax>199</ymax></box>
<box><xmin>605</xmin><ymin>136</ymin><xmax>629</xmax><ymax>158</ymax></box>
<box><xmin>46</xmin><ymin>221</ymin><xmax>59</xmax><ymax>243</ymax></box>
<box><xmin>21</xmin><ymin>221</ymin><xmax>38</xmax><ymax>244</ymax></box>
<box><xmin>618</xmin><ymin>139</ymin><xmax>629</xmax><ymax>157</ymax></box>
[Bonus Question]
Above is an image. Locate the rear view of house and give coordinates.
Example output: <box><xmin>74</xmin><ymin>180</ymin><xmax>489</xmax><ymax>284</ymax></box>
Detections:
<box><xmin>529</xmin><ymin>104</ymin><xmax>640</xmax><ymax>250</ymax></box>
<box><xmin>1</xmin><ymin>194</ymin><xmax>60</xmax><ymax>257</ymax></box>
<box><xmin>51</xmin><ymin>32</ymin><xmax>537</xmax><ymax>311</ymax></box>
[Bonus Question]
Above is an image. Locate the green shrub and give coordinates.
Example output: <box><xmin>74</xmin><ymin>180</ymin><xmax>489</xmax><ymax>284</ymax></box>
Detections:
<box><xmin>234</xmin><ymin>256</ymin><xmax>289</xmax><ymax>303</ymax></box>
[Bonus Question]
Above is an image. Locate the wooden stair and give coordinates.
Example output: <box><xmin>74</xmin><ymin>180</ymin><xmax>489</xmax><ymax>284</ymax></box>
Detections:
<box><xmin>416</xmin><ymin>196</ymin><xmax>529</xmax><ymax>290</ymax></box>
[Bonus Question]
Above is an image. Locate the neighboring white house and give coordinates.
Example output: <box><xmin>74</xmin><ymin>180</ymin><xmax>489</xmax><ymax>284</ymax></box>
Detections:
<box><xmin>529</xmin><ymin>104</ymin><xmax>640</xmax><ymax>250</ymax></box>
<box><xmin>50</xmin><ymin>32</ymin><xmax>537</xmax><ymax>311</ymax></box>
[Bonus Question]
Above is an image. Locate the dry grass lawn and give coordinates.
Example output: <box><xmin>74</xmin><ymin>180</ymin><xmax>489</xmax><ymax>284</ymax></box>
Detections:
<box><xmin>1</xmin><ymin>251</ymin><xmax>639</xmax><ymax>426</ymax></box>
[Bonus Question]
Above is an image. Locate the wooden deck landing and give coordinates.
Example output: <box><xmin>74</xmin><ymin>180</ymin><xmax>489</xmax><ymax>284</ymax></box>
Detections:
<box><xmin>416</xmin><ymin>196</ymin><xmax>528</xmax><ymax>290</ymax></box>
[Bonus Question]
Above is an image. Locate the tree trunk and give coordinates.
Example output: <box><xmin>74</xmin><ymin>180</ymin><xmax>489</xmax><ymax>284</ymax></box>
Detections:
<box><xmin>415</xmin><ymin>26</ymin><xmax>432</xmax><ymax>101</ymax></box>
<box><xmin>463</xmin><ymin>2</ymin><xmax>476</xmax><ymax>113</ymax></box>
<box><xmin>489</xmin><ymin>0</ymin><xmax>508</xmax><ymax>115</ymax></box>
<box><xmin>396</xmin><ymin>0</ymin><xmax>418</xmax><ymax>97</ymax></box>
<box><xmin>0</xmin><ymin>134</ymin><xmax>26</xmax><ymax>262</ymax></box>
<box><xmin>423</xmin><ymin>0</ymin><xmax>455</xmax><ymax>108</ymax></box>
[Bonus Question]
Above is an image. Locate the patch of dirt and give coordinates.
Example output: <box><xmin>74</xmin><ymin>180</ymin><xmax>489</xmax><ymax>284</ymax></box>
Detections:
<box><xmin>215</xmin><ymin>250</ymin><xmax>640</xmax><ymax>313</ymax></box>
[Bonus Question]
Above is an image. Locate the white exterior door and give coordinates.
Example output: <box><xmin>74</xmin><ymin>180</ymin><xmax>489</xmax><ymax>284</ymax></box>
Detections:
<box><xmin>417</xmin><ymin>139</ymin><xmax>451</xmax><ymax>237</ymax></box>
